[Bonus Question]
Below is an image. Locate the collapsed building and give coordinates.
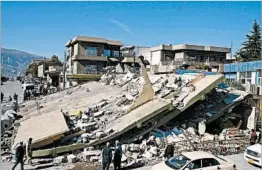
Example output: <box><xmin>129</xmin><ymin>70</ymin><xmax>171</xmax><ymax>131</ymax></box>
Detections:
<box><xmin>1</xmin><ymin>59</ymin><xmax>256</xmax><ymax>168</ymax></box>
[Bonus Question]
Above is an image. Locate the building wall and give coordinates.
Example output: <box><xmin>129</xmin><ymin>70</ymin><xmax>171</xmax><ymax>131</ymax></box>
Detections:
<box><xmin>174</xmin><ymin>52</ymin><xmax>185</xmax><ymax>62</ymax></box>
<box><xmin>151</xmin><ymin>51</ymin><xmax>162</xmax><ymax>65</ymax></box>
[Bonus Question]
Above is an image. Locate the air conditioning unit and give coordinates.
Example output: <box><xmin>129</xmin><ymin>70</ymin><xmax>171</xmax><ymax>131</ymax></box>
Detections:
<box><xmin>250</xmin><ymin>84</ymin><xmax>257</xmax><ymax>94</ymax></box>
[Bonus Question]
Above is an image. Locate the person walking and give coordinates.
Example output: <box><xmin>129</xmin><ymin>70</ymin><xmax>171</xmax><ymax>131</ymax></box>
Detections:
<box><xmin>102</xmin><ymin>142</ymin><xmax>112</xmax><ymax>170</ymax></box>
<box><xmin>12</xmin><ymin>142</ymin><xmax>25</xmax><ymax>170</ymax></box>
<box><xmin>26</xmin><ymin>138</ymin><xmax>33</xmax><ymax>165</ymax></box>
<box><xmin>113</xmin><ymin>140</ymin><xmax>122</xmax><ymax>170</ymax></box>
<box><xmin>250</xmin><ymin>129</ymin><xmax>257</xmax><ymax>145</ymax></box>
<box><xmin>164</xmin><ymin>142</ymin><xmax>175</xmax><ymax>159</ymax></box>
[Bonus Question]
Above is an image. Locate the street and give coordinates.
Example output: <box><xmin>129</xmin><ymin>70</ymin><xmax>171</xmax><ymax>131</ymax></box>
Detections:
<box><xmin>1</xmin><ymin>80</ymin><xmax>24</xmax><ymax>104</ymax></box>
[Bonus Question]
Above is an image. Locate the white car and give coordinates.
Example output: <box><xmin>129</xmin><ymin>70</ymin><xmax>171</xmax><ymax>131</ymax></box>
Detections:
<box><xmin>152</xmin><ymin>151</ymin><xmax>236</xmax><ymax>170</ymax></box>
<box><xmin>244</xmin><ymin>144</ymin><xmax>262</xmax><ymax>167</ymax></box>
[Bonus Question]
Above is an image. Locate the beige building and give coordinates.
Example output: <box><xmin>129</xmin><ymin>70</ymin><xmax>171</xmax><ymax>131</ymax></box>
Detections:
<box><xmin>65</xmin><ymin>36</ymin><xmax>123</xmax><ymax>86</ymax></box>
<box><xmin>150</xmin><ymin>44</ymin><xmax>231</xmax><ymax>73</ymax></box>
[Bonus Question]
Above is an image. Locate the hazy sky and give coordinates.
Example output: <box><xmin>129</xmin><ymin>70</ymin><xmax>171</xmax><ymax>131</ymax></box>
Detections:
<box><xmin>2</xmin><ymin>1</ymin><xmax>261</xmax><ymax>59</ymax></box>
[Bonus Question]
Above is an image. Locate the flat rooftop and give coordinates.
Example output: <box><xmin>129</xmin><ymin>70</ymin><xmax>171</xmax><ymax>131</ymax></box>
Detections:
<box><xmin>66</xmin><ymin>36</ymin><xmax>123</xmax><ymax>47</ymax></box>
<box><xmin>151</xmin><ymin>44</ymin><xmax>231</xmax><ymax>53</ymax></box>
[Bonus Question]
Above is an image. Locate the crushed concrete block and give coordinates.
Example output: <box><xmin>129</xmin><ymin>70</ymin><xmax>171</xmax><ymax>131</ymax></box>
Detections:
<box><xmin>81</xmin><ymin>133</ymin><xmax>93</xmax><ymax>138</ymax></box>
<box><xmin>202</xmin><ymin>133</ymin><xmax>215</xmax><ymax>141</ymax></box>
<box><xmin>149</xmin><ymin>146</ymin><xmax>158</xmax><ymax>156</ymax></box>
<box><xmin>142</xmin><ymin>151</ymin><xmax>152</xmax><ymax>159</ymax></box>
<box><xmin>84</xmin><ymin>150</ymin><xmax>101</xmax><ymax>156</ymax></box>
<box><xmin>93</xmin><ymin>111</ymin><xmax>105</xmax><ymax>118</ymax></box>
<box><xmin>121</xmin><ymin>154</ymin><xmax>127</xmax><ymax>162</ymax></box>
<box><xmin>77</xmin><ymin>122</ymin><xmax>97</xmax><ymax>129</ymax></box>
<box><xmin>95</xmin><ymin>131</ymin><xmax>107</xmax><ymax>138</ymax></box>
<box><xmin>186</xmin><ymin>127</ymin><xmax>196</xmax><ymax>135</ymax></box>
<box><xmin>53</xmin><ymin>156</ymin><xmax>67</xmax><ymax>164</ymax></box>
<box><xmin>67</xmin><ymin>154</ymin><xmax>77</xmax><ymax>163</ymax></box>
<box><xmin>129</xmin><ymin>143</ymin><xmax>140</xmax><ymax>152</ymax></box>
<box><xmin>90</xmin><ymin>156</ymin><xmax>100</xmax><ymax>162</ymax></box>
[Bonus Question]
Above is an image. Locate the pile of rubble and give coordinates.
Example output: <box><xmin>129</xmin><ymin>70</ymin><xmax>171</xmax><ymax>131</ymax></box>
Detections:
<box><xmin>1</xmin><ymin>65</ymin><xmax>254</xmax><ymax>169</ymax></box>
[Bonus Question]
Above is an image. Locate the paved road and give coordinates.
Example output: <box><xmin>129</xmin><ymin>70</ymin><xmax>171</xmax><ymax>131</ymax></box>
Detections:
<box><xmin>1</xmin><ymin>81</ymin><xmax>24</xmax><ymax>104</ymax></box>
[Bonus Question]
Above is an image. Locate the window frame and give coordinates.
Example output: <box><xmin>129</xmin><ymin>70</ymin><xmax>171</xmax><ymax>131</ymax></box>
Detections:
<box><xmin>86</xmin><ymin>46</ymin><xmax>98</xmax><ymax>56</ymax></box>
<box><xmin>239</xmin><ymin>71</ymin><xmax>252</xmax><ymax>85</ymax></box>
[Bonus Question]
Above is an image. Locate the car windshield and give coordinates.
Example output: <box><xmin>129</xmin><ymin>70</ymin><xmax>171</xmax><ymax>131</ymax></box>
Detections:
<box><xmin>165</xmin><ymin>154</ymin><xmax>190</xmax><ymax>169</ymax></box>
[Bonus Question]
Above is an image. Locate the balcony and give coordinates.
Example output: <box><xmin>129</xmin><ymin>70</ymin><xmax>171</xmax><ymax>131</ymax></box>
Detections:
<box><xmin>72</xmin><ymin>54</ymin><xmax>108</xmax><ymax>61</ymax></box>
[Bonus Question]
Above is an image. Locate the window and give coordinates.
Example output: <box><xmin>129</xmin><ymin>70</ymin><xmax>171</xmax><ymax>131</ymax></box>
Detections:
<box><xmin>113</xmin><ymin>51</ymin><xmax>120</xmax><ymax>57</ymax></box>
<box><xmin>86</xmin><ymin>47</ymin><xmax>98</xmax><ymax>56</ymax></box>
<box><xmin>240</xmin><ymin>72</ymin><xmax>252</xmax><ymax>85</ymax></box>
<box><xmin>186</xmin><ymin>159</ymin><xmax>201</xmax><ymax>169</ymax></box>
<box><xmin>104</xmin><ymin>49</ymin><xmax>111</xmax><ymax>57</ymax></box>
<box><xmin>246</xmin><ymin>72</ymin><xmax>252</xmax><ymax>84</ymax></box>
<box><xmin>258</xmin><ymin>71</ymin><xmax>262</xmax><ymax>86</ymax></box>
<box><xmin>85</xmin><ymin>65</ymin><xmax>97</xmax><ymax>74</ymax></box>
<box><xmin>202</xmin><ymin>158</ymin><xmax>220</xmax><ymax>167</ymax></box>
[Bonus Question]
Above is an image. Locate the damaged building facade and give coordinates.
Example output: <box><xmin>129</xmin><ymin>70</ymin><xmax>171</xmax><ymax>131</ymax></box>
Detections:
<box><xmin>223</xmin><ymin>60</ymin><xmax>262</xmax><ymax>117</ymax></box>
<box><xmin>64</xmin><ymin>36</ymin><xmax>123</xmax><ymax>87</ymax></box>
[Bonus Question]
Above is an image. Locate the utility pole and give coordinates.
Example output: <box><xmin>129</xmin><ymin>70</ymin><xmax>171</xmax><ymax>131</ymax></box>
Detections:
<box><xmin>133</xmin><ymin>50</ymin><xmax>136</xmax><ymax>73</ymax></box>
<box><xmin>63</xmin><ymin>51</ymin><xmax>66</xmax><ymax>89</ymax></box>
<box><xmin>229</xmin><ymin>41</ymin><xmax>233</xmax><ymax>86</ymax></box>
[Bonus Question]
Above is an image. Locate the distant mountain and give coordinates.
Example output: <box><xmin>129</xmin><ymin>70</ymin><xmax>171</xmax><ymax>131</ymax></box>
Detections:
<box><xmin>1</xmin><ymin>48</ymin><xmax>44</xmax><ymax>77</ymax></box>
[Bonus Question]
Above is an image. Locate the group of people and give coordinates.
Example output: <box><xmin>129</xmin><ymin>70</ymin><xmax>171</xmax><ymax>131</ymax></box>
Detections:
<box><xmin>23</xmin><ymin>90</ymin><xmax>36</xmax><ymax>101</ymax></box>
<box><xmin>12</xmin><ymin>138</ymin><xmax>33</xmax><ymax>170</ymax></box>
<box><xmin>1</xmin><ymin>92</ymin><xmax>18</xmax><ymax>103</ymax></box>
<box><xmin>102</xmin><ymin>140</ymin><xmax>123</xmax><ymax>170</ymax></box>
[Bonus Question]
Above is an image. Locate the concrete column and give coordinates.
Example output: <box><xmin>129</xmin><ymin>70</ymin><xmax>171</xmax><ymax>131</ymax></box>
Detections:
<box><xmin>251</xmin><ymin>72</ymin><xmax>256</xmax><ymax>84</ymax></box>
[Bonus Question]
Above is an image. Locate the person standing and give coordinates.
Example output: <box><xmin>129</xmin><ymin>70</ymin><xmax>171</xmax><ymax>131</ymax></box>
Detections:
<box><xmin>250</xmin><ymin>129</ymin><xmax>257</xmax><ymax>145</ymax></box>
<box><xmin>102</xmin><ymin>142</ymin><xmax>112</xmax><ymax>170</ymax></box>
<box><xmin>12</xmin><ymin>142</ymin><xmax>25</xmax><ymax>170</ymax></box>
<box><xmin>164</xmin><ymin>142</ymin><xmax>175</xmax><ymax>159</ymax></box>
<box><xmin>113</xmin><ymin>140</ymin><xmax>122</xmax><ymax>170</ymax></box>
<box><xmin>1</xmin><ymin>92</ymin><xmax>4</xmax><ymax>103</ymax></box>
<box><xmin>13</xmin><ymin>93</ymin><xmax>18</xmax><ymax>103</ymax></box>
<box><xmin>26</xmin><ymin>138</ymin><xmax>33</xmax><ymax>165</ymax></box>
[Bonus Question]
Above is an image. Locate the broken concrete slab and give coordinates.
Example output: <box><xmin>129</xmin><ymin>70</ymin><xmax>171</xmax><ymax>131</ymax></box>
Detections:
<box><xmin>13</xmin><ymin>111</ymin><xmax>69</xmax><ymax>149</ymax></box>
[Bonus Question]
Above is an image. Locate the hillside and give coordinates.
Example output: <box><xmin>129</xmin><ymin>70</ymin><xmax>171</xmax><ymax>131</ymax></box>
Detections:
<box><xmin>1</xmin><ymin>48</ymin><xmax>44</xmax><ymax>77</ymax></box>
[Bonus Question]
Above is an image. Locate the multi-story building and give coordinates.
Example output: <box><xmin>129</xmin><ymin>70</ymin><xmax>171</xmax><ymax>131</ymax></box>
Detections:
<box><xmin>223</xmin><ymin>60</ymin><xmax>262</xmax><ymax>116</ymax></box>
<box><xmin>150</xmin><ymin>44</ymin><xmax>231</xmax><ymax>73</ymax></box>
<box><xmin>65</xmin><ymin>36</ymin><xmax>123</xmax><ymax>86</ymax></box>
<box><xmin>120</xmin><ymin>46</ymin><xmax>151</xmax><ymax>69</ymax></box>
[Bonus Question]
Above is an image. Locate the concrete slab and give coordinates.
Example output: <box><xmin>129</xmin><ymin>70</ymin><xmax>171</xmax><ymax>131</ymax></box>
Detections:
<box><xmin>88</xmin><ymin>98</ymin><xmax>170</xmax><ymax>146</ymax></box>
<box><xmin>13</xmin><ymin>111</ymin><xmax>69</xmax><ymax>149</ymax></box>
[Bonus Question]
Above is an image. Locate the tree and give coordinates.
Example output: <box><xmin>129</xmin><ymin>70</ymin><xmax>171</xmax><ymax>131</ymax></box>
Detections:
<box><xmin>237</xmin><ymin>20</ymin><xmax>261</xmax><ymax>61</ymax></box>
<box><xmin>50</xmin><ymin>55</ymin><xmax>63</xmax><ymax>66</ymax></box>
<box><xmin>25</xmin><ymin>55</ymin><xmax>63</xmax><ymax>77</ymax></box>
<box><xmin>25</xmin><ymin>62</ymin><xmax>38</xmax><ymax>77</ymax></box>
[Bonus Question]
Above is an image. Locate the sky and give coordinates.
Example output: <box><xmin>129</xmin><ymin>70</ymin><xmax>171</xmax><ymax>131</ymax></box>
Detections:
<box><xmin>2</xmin><ymin>1</ymin><xmax>261</xmax><ymax>59</ymax></box>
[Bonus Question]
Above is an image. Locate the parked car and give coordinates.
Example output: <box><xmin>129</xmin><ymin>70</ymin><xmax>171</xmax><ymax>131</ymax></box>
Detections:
<box><xmin>151</xmin><ymin>151</ymin><xmax>236</xmax><ymax>170</ymax></box>
<box><xmin>244</xmin><ymin>144</ymin><xmax>262</xmax><ymax>167</ymax></box>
